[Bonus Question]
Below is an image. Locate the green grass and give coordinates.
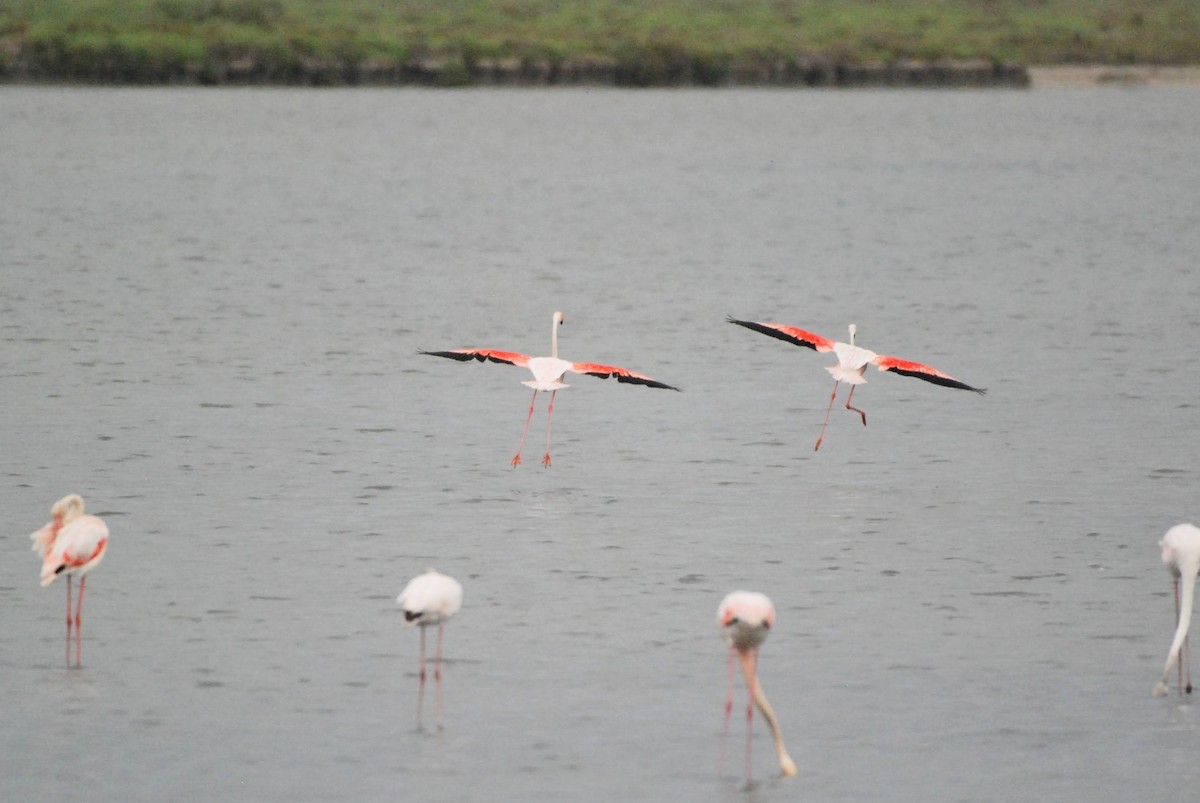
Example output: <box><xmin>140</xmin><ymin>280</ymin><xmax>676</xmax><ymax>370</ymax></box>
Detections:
<box><xmin>1</xmin><ymin>0</ymin><xmax>1198</xmax><ymax>84</ymax></box>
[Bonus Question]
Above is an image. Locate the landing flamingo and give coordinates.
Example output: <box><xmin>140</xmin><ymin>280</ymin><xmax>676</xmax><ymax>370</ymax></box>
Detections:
<box><xmin>1153</xmin><ymin>524</ymin><xmax>1200</xmax><ymax>697</ymax></box>
<box><xmin>398</xmin><ymin>569</ymin><xmax>463</xmax><ymax>727</ymax></box>
<box><xmin>717</xmin><ymin>590</ymin><xmax>797</xmax><ymax>780</ymax></box>
<box><xmin>30</xmin><ymin>493</ymin><xmax>109</xmax><ymax>667</ymax></box>
<box><xmin>422</xmin><ymin>310</ymin><xmax>679</xmax><ymax>467</ymax></box>
<box><xmin>728</xmin><ymin>317</ymin><xmax>985</xmax><ymax>450</ymax></box>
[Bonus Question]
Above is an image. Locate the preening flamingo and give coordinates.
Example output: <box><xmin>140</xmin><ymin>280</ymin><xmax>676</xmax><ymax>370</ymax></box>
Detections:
<box><xmin>717</xmin><ymin>591</ymin><xmax>797</xmax><ymax>780</ymax></box>
<box><xmin>728</xmin><ymin>317</ymin><xmax>985</xmax><ymax>451</ymax></box>
<box><xmin>398</xmin><ymin>569</ymin><xmax>463</xmax><ymax>727</ymax></box>
<box><xmin>421</xmin><ymin>311</ymin><xmax>679</xmax><ymax>467</ymax></box>
<box><xmin>30</xmin><ymin>493</ymin><xmax>109</xmax><ymax>667</ymax></box>
<box><xmin>1153</xmin><ymin>524</ymin><xmax>1200</xmax><ymax>697</ymax></box>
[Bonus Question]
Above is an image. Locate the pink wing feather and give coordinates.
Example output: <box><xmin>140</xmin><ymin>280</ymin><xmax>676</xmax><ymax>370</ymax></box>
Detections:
<box><xmin>420</xmin><ymin>348</ymin><xmax>532</xmax><ymax>368</ymax></box>
<box><xmin>570</xmin><ymin>362</ymin><xmax>679</xmax><ymax>391</ymax></box>
<box><xmin>727</xmin><ymin>317</ymin><xmax>836</xmax><ymax>352</ymax></box>
<box><xmin>873</xmin><ymin>355</ymin><xmax>985</xmax><ymax>393</ymax></box>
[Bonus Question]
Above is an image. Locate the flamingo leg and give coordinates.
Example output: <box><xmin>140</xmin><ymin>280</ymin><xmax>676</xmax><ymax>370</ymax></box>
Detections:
<box><xmin>815</xmin><ymin>381</ymin><xmax>840</xmax><ymax>451</ymax></box>
<box><xmin>1175</xmin><ymin>579</ymin><xmax>1182</xmax><ymax>693</ymax></box>
<box><xmin>744</xmin><ymin>648</ymin><xmax>758</xmax><ymax>782</ymax></box>
<box><xmin>542</xmin><ymin>390</ymin><xmax>557</xmax><ymax>467</ymax></box>
<box><xmin>435</xmin><ymin>623</ymin><xmax>446</xmax><ymax>729</ymax></box>
<box><xmin>1180</xmin><ymin>577</ymin><xmax>1193</xmax><ymax>694</ymax></box>
<box><xmin>65</xmin><ymin>574</ymin><xmax>73</xmax><ymax>667</ymax></box>
<box><xmin>75</xmin><ymin>575</ymin><xmax>86</xmax><ymax>667</ymax></box>
<box><xmin>416</xmin><ymin>625</ymin><xmax>427</xmax><ymax>727</ymax></box>
<box><xmin>718</xmin><ymin>644</ymin><xmax>736</xmax><ymax>774</ymax></box>
<box><xmin>513</xmin><ymin>388</ymin><xmax>538</xmax><ymax>467</ymax></box>
<box><xmin>845</xmin><ymin>385</ymin><xmax>867</xmax><ymax>426</ymax></box>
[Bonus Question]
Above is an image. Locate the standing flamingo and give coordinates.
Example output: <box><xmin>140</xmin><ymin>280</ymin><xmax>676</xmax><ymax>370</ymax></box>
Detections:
<box><xmin>717</xmin><ymin>591</ymin><xmax>797</xmax><ymax>780</ymax></box>
<box><xmin>728</xmin><ymin>317</ymin><xmax>985</xmax><ymax>450</ymax></box>
<box><xmin>1153</xmin><ymin>524</ymin><xmax>1200</xmax><ymax>697</ymax></box>
<box><xmin>398</xmin><ymin>569</ymin><xmax>463</xmax><ymax>727</ymax></box>
<box><xmin>421</xmin><ymin>310</ymin><xmax>679</xmax><ymax>467</ymax></box>
<box><xmin>30</xmin><ymin>493</ymin><xmax>109</xmax><ymax>667</ymax></box>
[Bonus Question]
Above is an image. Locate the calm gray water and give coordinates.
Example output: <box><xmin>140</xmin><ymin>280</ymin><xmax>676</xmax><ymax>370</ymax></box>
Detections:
<box><xmin>2</xmin><ymin>86</ymin><xmax>1199</xmax><ymax>802</ymax></box>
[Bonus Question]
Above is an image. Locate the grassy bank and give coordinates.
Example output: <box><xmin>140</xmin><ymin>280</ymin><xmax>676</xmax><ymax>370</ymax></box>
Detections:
<box><xmin>1</xmin><ymin>0</ymin><xmax>1198</xmax><ymax>86</ymax></box>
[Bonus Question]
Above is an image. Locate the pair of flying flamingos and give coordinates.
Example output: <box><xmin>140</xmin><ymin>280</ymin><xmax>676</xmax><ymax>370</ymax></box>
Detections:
<box><xmin>422</xmin><ymin>310</ymin><xmax>986</xmax><ymax>464</ymax></box>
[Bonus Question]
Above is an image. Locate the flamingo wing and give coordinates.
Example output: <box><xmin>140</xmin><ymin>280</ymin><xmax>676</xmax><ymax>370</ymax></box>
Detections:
<box><xmin>30</xmin><ymin>522</ymin><xmax>56</xmax><ymax>557</ymax></box>
<box><xmin>420</xmin><ymin>349</ymin><xmax>532</xmax><ymax>368</ymax></box>
<box><xmin>41</xmin><ymin>516</ymin><xmax>108</xmax><ymax>585</ymax></box>
<box><xmin>570</xmin><ymin>362</ymin><xmax>680</xmax><ymax>391</ymax></box>
<box><xmin>873</xmin><ymin>355</ymin><xmax>986</xmax><ymax>394</ymax></box>
<box><xmin>727</xmin><ymin>317</ymin><xmax>836</xmax><ymax>352</ymax></box>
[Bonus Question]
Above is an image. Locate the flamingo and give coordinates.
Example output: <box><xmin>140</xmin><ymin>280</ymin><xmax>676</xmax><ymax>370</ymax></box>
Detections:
<box><xmin>421</xmin><ymin>310</ymin><xmax>679</xmax><ymax>467</ymax></box>
<box><xmin>717</xmin><ymin>591</ymin><xmax>797</xmax><ymax>780</ymax></box>
<box><xmin>728</xmin><ymin>317</ymin><xmax>985</xmax><ymax>451</ymax></box>
<box><xmin>397</xmin><ymin>569</ymin><xmax>463</xmax><ymax>727</ymax></box>
<box><xmin>30</xmin><ymin>493</ymin><xmax>109</xmax><ymax>667</ymax></box>
<box><xmin>1153</xmin><ymin>524</ymin><xmax>1200</xmax><ymax>697</ymax></box>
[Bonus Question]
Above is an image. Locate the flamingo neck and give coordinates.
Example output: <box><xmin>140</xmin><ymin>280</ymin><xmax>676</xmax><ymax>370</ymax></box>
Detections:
<box><xmin>551</xmin><ymin>316</ymin><xmax>559</xmax><ymax>358</ymax></box>
<box><xmin>1157</xmin><ymin>557</ymin><xmax>1200</xmax><ymax>694</ymax></box>
<box><xmin>738</xmin><ymin>650</ymin><xmax>797</xmax><ymax>777</ymax></box>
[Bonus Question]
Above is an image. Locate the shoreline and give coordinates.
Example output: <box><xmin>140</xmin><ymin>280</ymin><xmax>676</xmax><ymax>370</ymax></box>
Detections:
<box><xmin>1028</xmin><ymin>65</ymin><xmax>1200</xmax><ymax>88</ymax></box>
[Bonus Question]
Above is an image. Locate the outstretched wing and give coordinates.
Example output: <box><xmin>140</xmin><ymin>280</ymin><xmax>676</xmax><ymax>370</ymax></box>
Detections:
<box><xmin>873</xmin><ymin>355</ymin><xmax>985</xmax><ymax>394</ymax></box>
<box><xmin>420</xmin><ymin>349</ymin><xmax>532</xmax><ymax>368</ymax></box>
<box><xmin>727</xmin><ymin>316</ymin><xmax>836</xmax><ymax>352</ymax></box>
<box><xmin>570</xmin><ymin>362</ymin><xmax>680</xmax><ymax>391</ymax></box>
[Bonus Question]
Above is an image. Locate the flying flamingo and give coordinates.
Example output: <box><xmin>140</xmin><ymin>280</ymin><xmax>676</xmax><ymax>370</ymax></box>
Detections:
<box><xmin>728</xmin><ymin>317</ymin><xmax>985</xmax><ymax>451</ymax></box>
<box><xmin>717</xmin><ymin>591</ymin><xmax>797</xmax><ymax>781</ymax></box>
<box><xmin>30</xmin><ymin>493</ymin><xmax>109</xmax><ymax>667</ymax></box>
<box><xmin>397</xmin><ymin>569</ymin><xmax>463</xmax><ymax>727</ymax></box>
<box><xmin>421</xmin><ymin>310</ymin><xmax>679</xmax><ymax>467</ymax></box>
<box><xmin>1153</xmin><ymin>523</ymin><xmax>1200</xmax><ymax>697</ymax></box>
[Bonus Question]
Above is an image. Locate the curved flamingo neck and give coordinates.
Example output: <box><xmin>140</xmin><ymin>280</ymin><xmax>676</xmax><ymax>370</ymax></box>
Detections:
<box><xmin>738</xmin><ymin>649</ymin><xmax>797</xmax><ymax>777</ymax></box>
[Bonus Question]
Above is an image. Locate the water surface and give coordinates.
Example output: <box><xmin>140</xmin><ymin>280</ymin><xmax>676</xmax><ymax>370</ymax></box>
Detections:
<box><xmin>2</xmin><ymin>86</ymin><xmax>1199</xmax><ymax>802</ymax></box>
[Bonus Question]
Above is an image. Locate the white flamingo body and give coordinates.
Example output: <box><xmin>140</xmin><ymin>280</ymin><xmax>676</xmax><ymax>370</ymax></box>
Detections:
<box><xmin>30</xmin><ymin>494</ymin><xmax>109</xmax><ymax>666</ymax></box>
<box><xmin>398</xmin><ymin>569</ymin><xmax>463</xmax><ymax>728</ymax></box>
<box><xmin>1153</xmin><ymin>523</ymin><xmax>1200</xmax><ymax>697</ymax></box>
<box><xmin>522</xmin><ymin>356</ymin><xmax>573</xmax><ymax>391</ymax></box>
<box><xmin>397</xmin><ymin>570</ymin><xmax>463</xmax><ymax>627</ymax></box>
<box><xmin>717</xmin><ymin>591</ymin><xmax>797</xmax><ymax>780</ymax></box>
<box><xmin>422</xmin><ymin>310</ymin><xmax>678</xmax><ymax>466</ymax></box>
<box><xmin>827</xmin><ymin>340</ymin><xmax>877</xmax><ymax>385</ymax></box>
<box><xmin>729</xmin><ymin>317</ymin><xmax>985</xmax><ymax>451</ymax></box>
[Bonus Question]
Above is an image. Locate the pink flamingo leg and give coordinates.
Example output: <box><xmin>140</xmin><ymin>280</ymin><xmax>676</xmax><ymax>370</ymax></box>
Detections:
<box><xmin>542</xmin><ymin>390</ymin><xmax>557</xmax><ymax>467</ymax></box>
<box><xmin>65</xmin><ymin>574</ymin><xmax>73</xmax><ymax>667</ymax></box>
<box><xmin>1178</xmin><ymin>578</ymin><xmax>1192</xmax><ymax>693</ymax></box>
<box><xmin>416</xmin><ymin>625</ymin><xmax>427</xmax><ymax>726</ymax></box>
<box><xmin>435</xmin><ymin>623</ymin><xmax>446</xmax><ymax>729</ymax></box>
<box><xmin>718</xmin><ymin>644</ymin><xmax>735</xmax><ymax>773</ymax></box>
<box><xmin>75</xmin><ymin>575</ymin><xmax>86</xmax><ymax>667</ymax></box>
<box><xmin>744</xmin><ymin>648</ymin><xmax>758</xmax><ymax>782</ymax></box>
<box><xmin>814</xmin><ymin>381</ymin><xmax>840</xmax><ymax>451</ymax></box>
<box><xmin>845</xmin><ymin>385</ymin><xmax>867</xmax><ymax>426</ymax></box>
<box><xmin>512</xmin><ymin>388</ymin><xmax>538</xmax><ymax>467</ymax></box>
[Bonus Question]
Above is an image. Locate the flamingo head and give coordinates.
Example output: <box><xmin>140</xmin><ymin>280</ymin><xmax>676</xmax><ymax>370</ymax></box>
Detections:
<box><xmin>848</xmin><ymin>323</ymin><xmax>857</xmax><ymax>344</ymax></box>
<box><xmin>553</xmin><ymin>310</ymin><xmax>564</xmax><ymax>327</ymax></box>
<box><xmin>51</xmin><ymin>493</ymin><xmax>84</xmax><ymax>521</ymax></box>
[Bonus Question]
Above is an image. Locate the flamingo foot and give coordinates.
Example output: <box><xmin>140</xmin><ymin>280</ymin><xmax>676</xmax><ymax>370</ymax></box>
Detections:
<box><xmin>849</xmin><ymin>407</ymin><xmax>867</xmax><ymax>426</ymax></box>
<box><xmin>813</xmin><ymin>437</ymin><xmax>823</xmax><ymax>452</ymax></box>
<box><xmin>511</xmin><ymin>453</ymin><xmax>522</xmax><ymax>468</ymax></box>
<box><xmin>541</xmin><ymin>452</ymin><xmax>552</xmax><ymax>468</ymax></box>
